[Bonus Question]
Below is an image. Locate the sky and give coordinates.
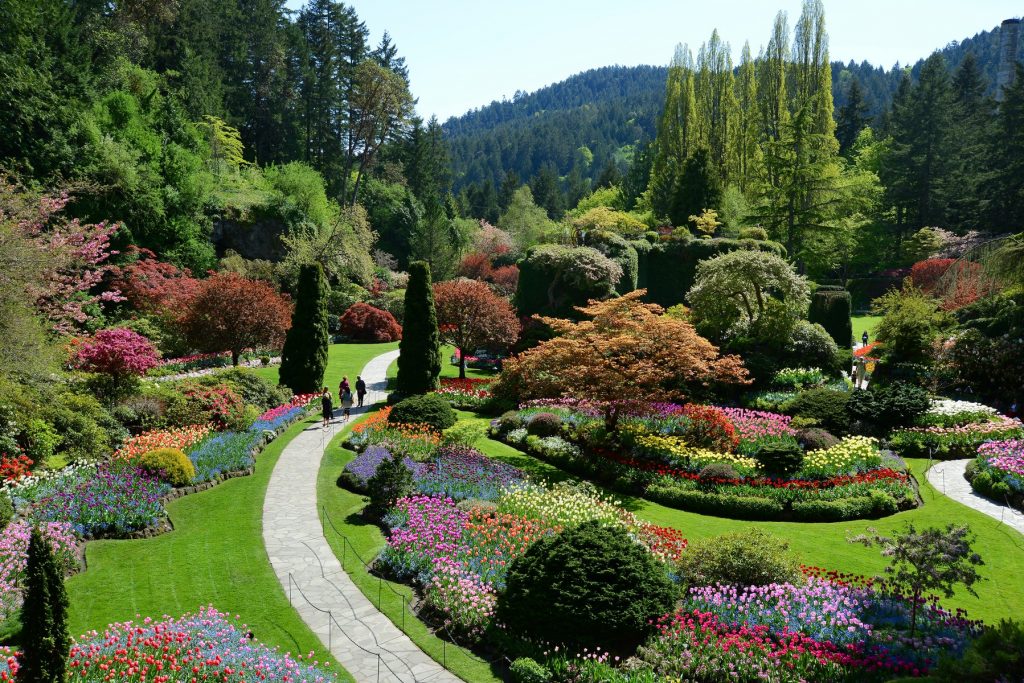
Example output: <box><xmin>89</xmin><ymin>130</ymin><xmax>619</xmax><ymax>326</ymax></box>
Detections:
<box><xmin>284</xmin><ymin>1</ymin><xmax>1023</xmax><ymax>122</ymax></box>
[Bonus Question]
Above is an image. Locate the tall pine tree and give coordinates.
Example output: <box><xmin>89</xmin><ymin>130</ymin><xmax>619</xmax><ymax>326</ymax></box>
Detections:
<box><xmin>836</xmin><ymin>78</ymin><xmax>870</xmax><ymax>156</ymax></box>
<box><xmin>279</xmin><ymin>263</ymin><xmax>329</xmax><ymax>394</ymax></box>
<box><xmin>396</xmin><ymin>261</ymin><xmax>441</xmax><ymax>396</ymax></box>
<box><xmin>19</xmin><ymin>527</ymin><xmax>70</xmax><ymax>683</ymax></box>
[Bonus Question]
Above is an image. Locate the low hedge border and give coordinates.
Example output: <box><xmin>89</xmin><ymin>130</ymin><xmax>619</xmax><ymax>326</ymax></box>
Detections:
<box><xmin>964</xmin><ymin>462</ymin><xmax>1024</xmax><ymax>513</ymax></box>
<box><xmin>492</xmin><ymin>429</ymin><xmax>919</xmax><ymax>523</ymax></box>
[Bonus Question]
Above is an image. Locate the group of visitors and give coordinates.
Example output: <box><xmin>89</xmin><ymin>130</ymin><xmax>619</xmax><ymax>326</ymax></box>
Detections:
<box><xmin>320</xmin><ymin>375</ymin><xmax>368</xmax><ymax>427</ymax></box>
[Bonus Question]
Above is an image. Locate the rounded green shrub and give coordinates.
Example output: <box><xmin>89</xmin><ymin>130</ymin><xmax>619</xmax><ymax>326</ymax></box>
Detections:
<box><xmin>389</xmin><ymin>394</ymin><xmax>456</xmax><ymax>431</ymax></box>
<box><xmin>847</xmin><ymin>381</ymin><xmax>931</xmax><ymax>433</ymax></box>
<box><xmin>755</xmin><ymin>441</ymin><xmax>804</xmax><ymax>478</ymax></box>
<box><xmin>739</xmin><ymin>226</ymin><xmax>769</xmax><ymax>240</ymax></box>
<box><xmin>934</xmin><ymin>618</ymin><xmax>1024</xmax><ymax>681</ymax></box>
<box><xmin>698</xmin><ymin>462</ymin><xmax>739</xmax><ymax>485</ymax></box>
<box><xmin>497</xmin><ymin>520</ymin><xmax>676</xmax><ymax>653</ymax></box>
<box><xmin>796</xmin><ymin>427</ymin><xmax>839</xmax><ymax>452</ymax></box>
<box><xmin>678</xmin><ymin>528</ymin><xmax>801</xmax><ymax>588</ymax></box>
<box><xmin>509</xmin><ymin>658</ymin><xmax>551</xmax><ymax>683</ymax></box>
<box><xmin>137</xmin><ymin>448</ymin><xmax>196</xmax><ymax>486</ymax></box>
<box><xmin>366</xmin><ymin>453</ymin><xmax>414</xmax><ymax>517</ymax></box>
<box><xmin>526</xmin><ymin>412</ymin><xmax>562</xmax><ymax>437</ymax></box>
<box><xmin>783</xmin><ymin>388</ymin><xmax>851</xmax><ymax>435</ymax></box>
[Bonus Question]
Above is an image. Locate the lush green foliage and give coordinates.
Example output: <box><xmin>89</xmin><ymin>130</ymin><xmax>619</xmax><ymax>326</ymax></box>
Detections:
<box><xmin>137</xmin><ymin>448</ymin><xmax>196</xmax><ymax>487</ymax></box>
<box><xmin>497</xmin><ymin>520</ymin><xmax>676</xmax><ymax>652</ymax></box>
<box><xmin>783</xmin><ymin>388</ymin><xmax>851</xmax><ymax>435</ymax></box>
<box><xmin>388</xmin><ymin>394</ymin><xmax>457</xmax><ymax>431</ymax></box>
<box><xmin>808</xmin><ymin>288</ymin><xmax>852</xmax><ymax>348</ymax></box>
<box><xmin>366</xmin><ymin>454</ymin><xmax>415</xmax><ymax>518</ymax></box>
<box><xmin>396</xmin><ymin>262</ymin><xmax>442</xmax><ymax>396</ymax></box>
<box><xmin>19</xmin><ymin>527</ymin><xmax>70</xmax><ymax>682</ymax></box>
<box><xmin>678</xmin><ymin>528</ymin><xmax>802</xmax><ymax>588</ymax></box>
<box><xmin>279</xmin><ymin>264</ymin><xmax>330</xmax><ymax>394</ymax></box>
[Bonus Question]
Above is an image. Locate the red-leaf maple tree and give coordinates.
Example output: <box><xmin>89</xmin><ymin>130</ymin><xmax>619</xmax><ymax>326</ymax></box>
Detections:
<box><xmin>433</xmin><ymin>279</ymin><xmax>520</xmax><ymax>378</ymax></box>
<box><xmin>496</xmin><ymin>290</ymin><xmax>750</xmax><ymax>429</ymax></box>
<box><xmin>177</xmin><ymin>272</ymin><xmax>292</xmax><ymax>365</ymax></box>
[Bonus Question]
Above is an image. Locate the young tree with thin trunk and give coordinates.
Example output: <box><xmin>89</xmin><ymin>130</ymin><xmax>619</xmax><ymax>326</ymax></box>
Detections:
<box><xmin>433</xmin><ymin>279</ymin><xmax>520</xmax><ymax>379</ymax></box>
<box><xmin>18</xmin><ymin>527</ymin><xmax>70</xmax><ymax>683</ymax></box>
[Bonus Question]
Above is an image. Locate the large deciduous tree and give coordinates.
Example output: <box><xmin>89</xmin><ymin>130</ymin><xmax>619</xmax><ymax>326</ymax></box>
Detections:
<box><xmin>396</xmin><ymin>261</ymin><xmax>441</xmax><ymax>395</ymax></box>
<box><xmin>279</xmin><ymin>263</ymin><xmax>329</xmax><ymax>394</ymax></box>
<box><xmin>687</xmin><ymin>250</ymin><xmax>811</xmax><ymax>340</ymax></box>
<box><xmin>433</xmin><ymin>279</ymin><xmax>520</xmax><ymax>378</ymax></box>
<box><xmin>177</xmin><ymin>272</ymin><xmax>291</xmax><ymax>365</ymax></box>
<box><xmin>495</xmin><ymin>291</ymin><xmax>749</xmax><ymax>430</ymax></box>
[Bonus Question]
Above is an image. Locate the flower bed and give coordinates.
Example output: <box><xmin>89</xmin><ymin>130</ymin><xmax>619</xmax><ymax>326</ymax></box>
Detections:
<box><xmin>889</xmin><ymin>414</ymin><xmax>1024</xmax><ymax>459</ymax></box>
<box><xmin>0</xmin><ymin>606</ymin><xmax>337</xmax><ymax>682</ymax></box>
<box><xmin>967</xmin><ymin>439</ymin><xmax>1024</xmax><ymax>510</ymax></box>
<box><xmin>435</xmin><ymin>378</ymin><xmax>492</xmax><ymax>410</ymax></box>
<box><xmin>492</xmin><ymin>402</ymin><xmax>917</xmax><ymax>522</ymax></box>
<box><xmin>113</xmin><ymin>424</ymin><xmax>213</xmax><ymax>460</ymax></box>
<box><xmin>0</xmin><ymin>521</ymin><xmax>77</xmax><ymax>622</ymax></box>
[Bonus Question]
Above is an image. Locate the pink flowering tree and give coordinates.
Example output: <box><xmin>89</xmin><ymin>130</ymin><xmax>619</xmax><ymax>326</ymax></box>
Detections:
<box><xmin>1</xmin><ymin>179</ymin><xmax>125</xmax><ymax>333</ymax></box>
<box><xmin>73</xmin><ymin>327</ymin><xmax>160</xmax><ymax>400</ymax></box>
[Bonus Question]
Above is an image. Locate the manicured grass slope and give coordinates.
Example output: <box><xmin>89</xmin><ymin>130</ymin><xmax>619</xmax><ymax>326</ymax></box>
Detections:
<box><xmin>66</xmin><ymin>416</ymin><xmax>354</xmax><ymax>682</ymax></box>
<box><xmin>852</xmin><ymin>314</ymin><xmax>882</xmax><ymax>343</ymax></box>
<box><xmin>385</xmin><ymin>344</ymin><xmax>498</xmax><ymax>381</ymax></box>
<box><xmin>454</xmin><ymin>411</ymin><xmax>1024</xmax><ymax>625</ymax></box>
<box><xmin>317</xmin><ymin>426</ymin><xmax>503</xmax><ymax>683</ymax></box>
<box><xmin>252</xmin><ymin>341</ymin><xmax>399</xmax><ymax>388</ymax></box>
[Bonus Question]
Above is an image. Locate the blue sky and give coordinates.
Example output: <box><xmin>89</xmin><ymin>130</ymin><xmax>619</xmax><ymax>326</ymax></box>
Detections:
<box><xmin>284</xmin><ymin>1</ymin><xmax>1023</xmax><ymax>122</ymax></box>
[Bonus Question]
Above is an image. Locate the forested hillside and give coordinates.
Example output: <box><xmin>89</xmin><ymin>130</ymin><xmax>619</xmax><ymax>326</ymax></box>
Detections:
<box><xmin>447</xmin><ymin>20</ymin><xmax>1022</xmax><ymax>199</ymax></box>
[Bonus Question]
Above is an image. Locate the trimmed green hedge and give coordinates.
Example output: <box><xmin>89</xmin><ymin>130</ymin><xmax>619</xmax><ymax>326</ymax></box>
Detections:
<box><xmin>809</xmin><ymin>288</ymin><xmax>853</xmax><ymax>348</ymax></box>
<box><xmin>643</xmin><ymin>237</ymin><xmax>787</xmax><ymax>308</ymax></box>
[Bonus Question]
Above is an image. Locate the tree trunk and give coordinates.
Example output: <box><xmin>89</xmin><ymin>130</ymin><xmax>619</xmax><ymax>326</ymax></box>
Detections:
<box><xmin>459</xmin><ymin>349</ymin><xmax>467</xmax><ymax>379</ymax></box>
<box><xmin>232</xmin><ymin>350</ymin><xmax>240</xmax><ymax>366</ymax></box>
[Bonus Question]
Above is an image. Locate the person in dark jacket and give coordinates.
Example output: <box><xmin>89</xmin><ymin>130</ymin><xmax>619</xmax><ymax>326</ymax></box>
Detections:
<box><xmin>356</xmin><ymin>376</ymin><xmax>367</xmax><ymax>407</ymax></box>
<box><xmin>320</xmin><ymin>387</ymin><xmax>333</xmax><ymax>427</ymax></box>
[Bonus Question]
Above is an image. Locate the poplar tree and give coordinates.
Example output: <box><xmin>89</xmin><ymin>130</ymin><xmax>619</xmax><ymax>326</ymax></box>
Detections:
<box><xmin>396</xmin><ymin>261</ymin><xmax>441</xmax><ymax>396</ymax></box>
<box><xmin>18</xmin><ymin>528</ymin><xmax>70</xmax><ymax>683</ymax></box>
<box><xmin>734</xmin><ymin>42</ymin><xmax>762</xmax><ymax>191</ymax></box>
<box><xmin>279</xmin><ymin>263</ymin><xmax>329</xmax><ymax>394</ymax></box>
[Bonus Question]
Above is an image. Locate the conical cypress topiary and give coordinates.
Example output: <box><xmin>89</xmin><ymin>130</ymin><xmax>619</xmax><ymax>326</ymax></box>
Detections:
<box><xmin>279</xmin><ymin>263</ymin><xmax>330</xmax><ymax>394</ymax></box>
<box><xmin>396</xmin><ymin>261</ymin><xmax>441</xmax><ymax>396</ymax></box>
<box><xmin>18</xmin><ymin>527</ymin><xmax>70</xmax><ymax>683</ymax></box>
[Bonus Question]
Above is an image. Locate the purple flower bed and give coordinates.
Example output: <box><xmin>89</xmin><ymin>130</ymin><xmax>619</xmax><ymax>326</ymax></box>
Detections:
<box><xmin>416</xmin><ymin>445</ymin><xmax>526</xmax><ymax>501</ymax></box>
<box><xmin>28</xmin><ymin>462</ymin><xmax>170</xmax><ymax>537</ymax></box>
<box><xmin>380</xmin><ymin>495</ymin><xmax>468</xmax><ymax>581</ymax></box>
<box><xmin>343</xmin><ymin>445</ymin><xmax>424</xmax><ymax>488</ymax></box>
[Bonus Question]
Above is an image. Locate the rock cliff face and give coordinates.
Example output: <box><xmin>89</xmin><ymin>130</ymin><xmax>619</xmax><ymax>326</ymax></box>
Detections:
<box><xmin>212</xmin><ymin>218</ymin><xmax>289</xmax><ymax>261</ymax></box>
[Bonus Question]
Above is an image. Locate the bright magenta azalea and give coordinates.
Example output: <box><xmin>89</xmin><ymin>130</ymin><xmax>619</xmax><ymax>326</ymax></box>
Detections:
<box><xmin>73</xmin><ymin>327</ymin><xmax>160</xmax><ymax>378</ymax></box>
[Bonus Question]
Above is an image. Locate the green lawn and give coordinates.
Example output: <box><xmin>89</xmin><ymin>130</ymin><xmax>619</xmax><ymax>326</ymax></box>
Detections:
<box><xmin>852</xmin><ymin>314</ymin><xmax>882</xmax><ymax>344</ymax></box>
<box><xmin>454</xmin><ymin>411</ymin><xmax>1024</xmax><ymax>625</ymax></box>
<box><xmin>385</xmin><ymin>344</ymin><xmax>499</xmax><ymax>382</ymax></box>
<box><xmin>251</xmin><ymin>341</ymin><xmax>399</xmax><ymax>389</ymax></box>
<box><xmin>317</xmin><ymin>422</ymin><xmax>503</xmax><ymax>683</ymax></box>
<box><xmin>66</xmin><ymin>415</ymin><xmax>354</xmax><ymax>682</ymax></box>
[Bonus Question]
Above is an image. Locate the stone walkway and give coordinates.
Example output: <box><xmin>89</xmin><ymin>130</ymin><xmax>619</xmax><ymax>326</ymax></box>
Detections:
<box><xmin>263</xmin><ymin>349</ymin><xmax>463</xmax><ymax>683</ymax></box>
<box><xmin>926</xmin><ymin>459</ymin><xmax>1024</xmax><ymax>536</ymax></box>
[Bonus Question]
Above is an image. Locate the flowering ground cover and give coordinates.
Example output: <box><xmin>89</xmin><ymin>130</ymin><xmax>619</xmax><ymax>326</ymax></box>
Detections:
<box><xmin>114</xmin><ymin>424</ymin><xmax>213</xmax><ymax>460</ymax></box>
<box><xmin>0</xmin><ymin>606</ymin><xmax>337</xmax><ymax>682</ymax></box>
<box><xmin>967</xmin><ymin>438</ymin><xmax>1024</xmax><ymax>510</ymax></box>
<box><xmin>492</xmin><ymin>402</ymin><xmax>916</xmax><ymax>521</ymax></box>
<box><xmin>889</xmin><ymin>414</ymin><xmax>1024</xmax><ymax>459</ymax></box>
<box><xmin>435</xmin><ymin>378</ymin><xmax>492</xmax><ymax>410</ymax></box>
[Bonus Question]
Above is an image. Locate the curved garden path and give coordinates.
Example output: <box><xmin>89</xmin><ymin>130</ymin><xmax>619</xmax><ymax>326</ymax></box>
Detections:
<box><xmin>263</xmin><ymin>350</ymin><xmax>463</xmax><ymax>683</ymax></box>
<box><xmin>926</xmin><ymin>459</ymin><xmax>1024</xmax><ymax>535</ymax></box>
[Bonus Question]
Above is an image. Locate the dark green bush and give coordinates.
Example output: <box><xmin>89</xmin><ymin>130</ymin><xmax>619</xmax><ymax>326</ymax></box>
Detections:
<box><xmin>847</xmin><ymin>381</ymin><xmax>931</xmax><ymax>433</ymax></box>
<box><xmin>934</xmin><ymin>618</ymin><xmax>1024</xmax><ymax>681</ymax></box>
<box><xmin>493</xmin><ymin>411</ymin><xmax>524</xmax><ymax>436</ymax></box>
<box><xmin>679</xmin><ymin>529</ymin><xmax>802</xmax><ymax>588</ymax></box>
<box><xmin>698</xmin><ymin>462</ymin><xmax>739</xmax><ymax>485</ymax></box>
<box><xmin>509</xmin><ymin>658</ymin><xmax>551</xmax><ymax>683</ymax></box>
<box><xmin>497</xmin><ymin>520</ymin><xmax>676</xmax><ymax>653</ymax></box>
<box><xmin>796</xmin><ymin>427</ymin><xmax>839</xmax><ymax>452</ymax></box>
<box><xmin>783</xmin><ymin>388</ymin><xmax>851</xmax><ymax>435</ymax></box>
<box><xmin>526</xmin><ymin>412</ymin><xmax>562</xmax><ymax>437</ymax></box>
<box><xmin>0</xmin><ymin>492</ymin><xmax>12</xmax><ymax>530</ymax></box>
<box><xmin>755</xmin><ymin>441</ymin><xmax>804</xmax><ymax>478</ymax></box>
<box><xmin>808</xmin><ymin>288</ymin><xmax>853</xmax><ymax>348</ymax></box>
<box><xmin>789</xmin><ymin>495</ymin><xmax>893</xmax><ymax>522</ymax></box>
<box><xmin>366</xmin><ymin>454</ymin><xmax>414</xmax><ymax>517</ymax></box>
<box><xmin>389</xmin><ymin>394</ymin><xmax>456</xmax><ymax>430</ymax></box>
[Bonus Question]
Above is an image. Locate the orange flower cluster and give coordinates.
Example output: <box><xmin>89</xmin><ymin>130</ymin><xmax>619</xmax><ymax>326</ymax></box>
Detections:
<box><xmin>462</xmin><ymin>510</ymin><xmax>560</xmax><ymax>583</ymax></box>
<box><xmin>113</xmin><ymin>424</ymin><xmax>212</xmax><ymax>460</ymax></box>
<box><xmin>390</xmin><ymin>421</ymin><xmax>441</xmax><ymax>446</ymax></box>
<box><xmin>352</xmin><ymin>406</ymin><xmax>392</xmax><ymax>435</ymax></box>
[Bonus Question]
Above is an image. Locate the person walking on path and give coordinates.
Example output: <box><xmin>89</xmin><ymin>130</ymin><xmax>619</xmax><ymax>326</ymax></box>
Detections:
<box><xmin>320</xmin><ymin>387</ymin><xmax>333</xmax><ymax>427</ymax></box>
<box><xmin>339</xmin><ymin>376</ymin><xmax>350</xmax><ymax>396</ymax></box>
<box><xmin>340</xmin><ymin>387</ymin><xmax>353</xmax><ymax>421</ymax></box>
<box><xmin>355</xmin><ymin>375</ymin><xmax>367</xmax><ymax>407</ymax></box>
<box><xmin>861</xmin><ymin>330</ymin><xmax>869</xmax><ymax>346</ymax></box>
